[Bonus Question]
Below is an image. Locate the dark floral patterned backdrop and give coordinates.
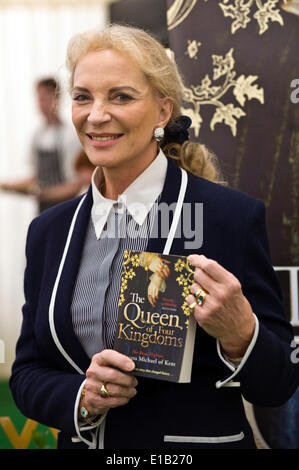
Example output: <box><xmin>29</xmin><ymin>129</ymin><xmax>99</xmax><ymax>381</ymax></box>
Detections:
<box><xmin>167</xmin><ymin>0</ymin><xmax>299</xmax><ymax>449</ymax></box>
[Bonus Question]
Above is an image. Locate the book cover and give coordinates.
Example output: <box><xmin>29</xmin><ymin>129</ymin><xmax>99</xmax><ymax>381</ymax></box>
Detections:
<box><xmin>113</xmin><ymin>250</ymin><xmax>196</xmax><ymax>383</ymax></box>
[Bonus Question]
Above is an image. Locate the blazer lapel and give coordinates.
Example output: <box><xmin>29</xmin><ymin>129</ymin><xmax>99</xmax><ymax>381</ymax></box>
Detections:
<box><xmin>51</xmin><ymin>187</ymin><xmax>93</xmax><ymax>373</ymax></box>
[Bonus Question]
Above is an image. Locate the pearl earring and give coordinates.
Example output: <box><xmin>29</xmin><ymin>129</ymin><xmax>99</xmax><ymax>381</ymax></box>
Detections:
<box><xmin>154</xmin><ymin>127</ymin><xmax>164</xmax><ymax>142</ymax></box>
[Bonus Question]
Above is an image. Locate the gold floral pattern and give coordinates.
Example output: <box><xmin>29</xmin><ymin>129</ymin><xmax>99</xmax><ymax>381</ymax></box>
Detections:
<box><xmin>281</xmin><ymin>1</ymin><xmax>299</xmax><ymax>17</ymax></box>
<box><xmin>180</xmin><ymin>48</ymin><xmax>264</xmax><ymax>136</ymax></box>
<box><xmin>174</xmin><ymin>258</ymin><xmax>194</xmax><ymax>327</ymax></box>
<box><xmin>167</xmin><ymin>0</ymin><xmax>200</xmax><ymax>30</ymax></box>
<box><xmin>219</xmin><ymin>0</ymin><xmax>284</xmax><ymax>35</ymax></box>
<box><xmin>167</xmin><ymin>0</ymin><xmax>285</xmax><ymax>35</ymax></box>
<box><xmin>118</xmin><ymin>250</ymin><xmax>139</xmax><ymax>307</ymax></box>
<box><xmin>186</xmin><ymin>39</ymin><xmax>202</xmax><ymax>59</ymax></box>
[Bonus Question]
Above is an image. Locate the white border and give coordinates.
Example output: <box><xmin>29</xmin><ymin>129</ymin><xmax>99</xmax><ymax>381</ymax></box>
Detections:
<box><xmin>163</xmin><ymin>169</ymin><xmax>188</xmax><ymax>255</ymax></box>
<box><xmin>216</xmin><ymin>314</ymin><xmax>259</xmax><ymax>388</ymax></box>
<box><xmin>48</xmin><ymin>195</ymin><xmax>86</xmax><ymax>374</ymax></box>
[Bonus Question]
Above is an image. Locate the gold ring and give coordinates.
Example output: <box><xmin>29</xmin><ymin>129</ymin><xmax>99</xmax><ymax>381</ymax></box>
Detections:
<box><xmin>100</xmin><ymin>382</ymin><xmax>110</xmax><ymax>398</ymax></box>
<box><xmin>195</xmin><ymin>289</ymin><xmax>207</xmax><ymax>306</ymax></box>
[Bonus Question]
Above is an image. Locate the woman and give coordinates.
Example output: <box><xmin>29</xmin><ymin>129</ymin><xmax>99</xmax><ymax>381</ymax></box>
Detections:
<box><xmin>10</xmin><ymin>24</ymin><xmax>299</xmax><ymax>449</ymax></box>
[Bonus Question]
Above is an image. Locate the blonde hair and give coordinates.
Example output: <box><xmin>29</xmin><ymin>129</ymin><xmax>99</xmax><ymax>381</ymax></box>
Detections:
<box><xmin>66</xmin><ymin>24</ymin><xmax>223</xmax><ymax>183</ymax></box>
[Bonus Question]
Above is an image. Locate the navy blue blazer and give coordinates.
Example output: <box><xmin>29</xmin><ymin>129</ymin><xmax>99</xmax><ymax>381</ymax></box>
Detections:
<box><xmin>10</xmin><ymin>158</ymin><xmax>299</xmax><ymax>449</ymax></box>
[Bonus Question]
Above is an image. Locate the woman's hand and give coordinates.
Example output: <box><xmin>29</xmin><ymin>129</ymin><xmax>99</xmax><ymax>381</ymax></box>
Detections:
<box><xmin>148</xmin><ymin>274</ymin><xmax>164</xmax><ymax>307</ymax></box>
<box><xmin>186</xmin><ymin>254</ymin><xmax>255</xmax><ymax>359</ymax></box>
<box><xmin>80</xmin><ymin>350</ymin><xmax>138</xmax><ymax>417</ymax></box>
<box><xmin>148</xmin><ymin>257</ymin><xmax>170</xmax><ymax>280</ymax></box>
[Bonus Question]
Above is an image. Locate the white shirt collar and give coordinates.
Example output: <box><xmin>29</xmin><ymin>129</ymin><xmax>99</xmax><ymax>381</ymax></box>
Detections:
<box><xmin>91</xmin><ymin>149</ymin><xmax>168</xmax><ymax>239</ymax></box>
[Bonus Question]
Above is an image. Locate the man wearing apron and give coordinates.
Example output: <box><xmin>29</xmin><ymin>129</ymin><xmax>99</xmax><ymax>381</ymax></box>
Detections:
<box><xmin>0</xmin><ymin>77</ymin><xmax>81</xmax><ymax>213</ymax></box>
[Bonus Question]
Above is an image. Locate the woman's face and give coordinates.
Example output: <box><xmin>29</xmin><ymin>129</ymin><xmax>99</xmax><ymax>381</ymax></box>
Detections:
<box><xmin>71</xmin><ymin>49</ymin><xmax>172</xmax><ymax>174</ymax></box>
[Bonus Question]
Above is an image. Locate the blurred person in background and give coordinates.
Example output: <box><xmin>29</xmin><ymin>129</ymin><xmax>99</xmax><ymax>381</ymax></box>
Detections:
<box><xmin>73</xmin><ymin>150</ymin><xmax>96</xmax><ymax>195</ymax></box>
<box><xmin>0</xmin><ymin>78</ymin><xmax>81</xmax><ymax>213</ymax></box>
<box><xmin>38</xmin><ymin>149</ymin><xmax>95</xmax><ymax>202</ymax></box>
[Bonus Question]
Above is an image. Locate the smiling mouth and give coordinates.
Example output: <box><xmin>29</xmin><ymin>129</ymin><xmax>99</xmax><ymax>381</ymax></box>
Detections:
<box><xmin>87</xmin><ymin>134</ymin><xmax>123</xmax><ymax>141</ymax></box>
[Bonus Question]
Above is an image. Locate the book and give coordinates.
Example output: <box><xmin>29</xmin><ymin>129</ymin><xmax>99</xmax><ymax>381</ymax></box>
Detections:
<box><xmin>113</xmin><ymin>250</ymin><xmax>197</xmax><ymax>383</ymax></box>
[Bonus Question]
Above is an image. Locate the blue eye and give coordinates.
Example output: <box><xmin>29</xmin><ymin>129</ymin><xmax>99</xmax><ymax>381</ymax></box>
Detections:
<box><xmin>73</xmin><ymin>94</ymin><xmax>89</xmax><ymax>102</ymax></box>
<box><xmin>114</xmin><ymin>93</ymin><xmax>133</xmax><ymax>103</ymax></box>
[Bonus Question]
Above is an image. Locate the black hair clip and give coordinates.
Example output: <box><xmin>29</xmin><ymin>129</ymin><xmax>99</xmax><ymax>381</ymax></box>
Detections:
<box><xmin>164</xmin><ymin>115</ymin><xmax>192</xmax><ymax>145</ymax></box>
